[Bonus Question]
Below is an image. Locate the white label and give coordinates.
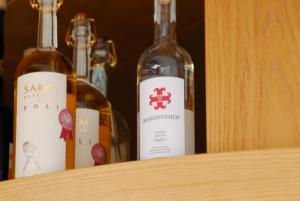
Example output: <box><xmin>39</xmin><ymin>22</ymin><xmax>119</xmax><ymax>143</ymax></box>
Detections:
<box><xmin>92</xmin><ymin>67</ymin><xmax>107</xmax><ymax>97</ymax></box>
<box><xmin>75</xmin><ymin>108</ymin><xmax>99</xmax><ymax>168</ymax></box>
<box><xmin>139</xmin><ymin>77</ymin><xmax>185</xmax><ymax>160</ymax></box>
<box><xmin>15</xmin><ymin>72</ymin><xmax>67</xmax><ymax>178</ymax></box>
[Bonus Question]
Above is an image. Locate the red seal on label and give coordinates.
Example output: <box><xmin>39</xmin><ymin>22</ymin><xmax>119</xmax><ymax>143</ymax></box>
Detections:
<box><xmin>59</xmin><ymin>109</ymin><xmax>73</xmax><ymax>141</ymax></box>
<box><xmin>91</xmin><ymin>144</ymin><xmax>106</xmax><ymax>166</ymax></box>
<box><xmin>149</xmin><ymin>87</ymin><xmax>172</xmax><ymax>110</ymax></box>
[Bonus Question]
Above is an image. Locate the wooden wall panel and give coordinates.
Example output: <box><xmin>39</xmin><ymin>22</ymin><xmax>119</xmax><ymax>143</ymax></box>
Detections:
<box><xmin>206</xmin><ymin>0</ymin><xmax>300</xmax><ymax>152</ymax></box>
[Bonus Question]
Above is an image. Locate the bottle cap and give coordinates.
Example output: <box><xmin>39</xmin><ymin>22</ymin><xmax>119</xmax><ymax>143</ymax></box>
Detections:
<box><xmin>74</xmin><ymin>12</ymin><xmax>88</xmax><ymax>21</ymax></box>
<box><xmin>66</xmin><ymin>12</ymin><xmax>96</xmax><ymax>47</ymax></box>
<box><xmin>92</xmin><ymin>39</ymin><xmax>108</xmax><ymax>57</ymax></box>
<box><xmin>30</xmin><ymin>0</ymin><xmax>63</xmax><ymax>11</ymax></box>
<box><xmin>91</xmin><ymin>38</ymin><xmax>118</xmax><ymax>67</ymax></box>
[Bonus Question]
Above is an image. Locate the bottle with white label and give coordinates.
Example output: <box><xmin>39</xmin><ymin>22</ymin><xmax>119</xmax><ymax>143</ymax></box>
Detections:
<box><xmin>13</xmin><ymin>0</ymin><xmax>76</xmax><ymax>178</ymax></box>
<box><xmin>137</xmin><ymin>0</ymin><xmax>195</xmax><ymax>160</ymax></box>
<box><xmin>66</xmin><ymin>13</ymin><xmax>111</xmax><ymax>168</ymax></box>
<box><xmin>90</xmin><ymin>39</ymin><xmax>130</xmax><ymax>163</ymax></box>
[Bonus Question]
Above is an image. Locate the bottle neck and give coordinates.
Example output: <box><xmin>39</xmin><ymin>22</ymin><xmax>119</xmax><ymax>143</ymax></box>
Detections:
<box><xmin>73</xmin><ymin>38</ymin><xmax>90</xmax><ymax>81</ymax></box>
<box><xmin>37</xmin><ymin>4</ymin><xmax>58</xmax><ymax>50</ymax></box>
<box><xmin>90</xmin><ymin>47</ymin><xmax>110</xmax><ymax>97</ymax></box>
<box><xmin>154</xmin><ymin>0</ymin><xmax>176</xmax><ymax>43</ymax></box>
<box><xmin>91</xmin><ymin>64</ymin><xmax>107</xmax><ymax>97</ymax></box>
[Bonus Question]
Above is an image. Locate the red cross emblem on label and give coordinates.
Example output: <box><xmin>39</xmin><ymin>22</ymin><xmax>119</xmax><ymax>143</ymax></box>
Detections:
<box><xmin>149</xmin><ymin>88</ymin><xmax>172</xmax><ymax>110</ymax></box>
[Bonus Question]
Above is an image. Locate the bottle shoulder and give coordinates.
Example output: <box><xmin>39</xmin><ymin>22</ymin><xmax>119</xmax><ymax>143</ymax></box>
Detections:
<box><xmin>76</xmin><ymin>79</ymin><xmax>109</xmax><ymax>109</ymax></box>
<box><xmin>138</xmin><ymin>41</ymin><xmax>194</xmax><ymax>66</ymax></box>
<box><xmin>15</xmin><ymin>49</ymin><xmax>75</xmax><ymax>79</ymax></box>
<box><xmin>137</xmin><ymin>41</ymin><xmax>194</xmax><ymax>81</ymax></box>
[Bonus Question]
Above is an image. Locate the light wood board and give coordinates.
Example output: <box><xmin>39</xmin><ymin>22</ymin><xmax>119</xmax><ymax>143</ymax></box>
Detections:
<box><xmin>0</xmin><ymin>148</ymin><xmax>300</xmax><ymax>201</ymax></box>
<box><xmin>206</xmin><ymin>0</ymin><xmax>300</xmax><ymax>152</ymax></box>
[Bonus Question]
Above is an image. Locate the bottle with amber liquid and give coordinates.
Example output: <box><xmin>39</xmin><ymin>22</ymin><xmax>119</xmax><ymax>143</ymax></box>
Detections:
<box><xmin>8</xmin><ymin>48</ymin><xmax>37</xmax><ymax>180</ymax></box>
<box><xmin>90</xmin><ymin>39</ymin><xmax>130</xmax><ymax>162</ymax></box>
<box><xmin>13</xmin><ymin>0</ymin><xmax>76</xmax><ymax>178</ymax></box>
<box><xmin>137</xmin><ymin>0</ymin><xmax>195</xmax><ymax>160</ymax></box>
<box><xmin>66</xmin><ymin>13</ymin><xmax>111</xmax><ymax>167</ymax></box>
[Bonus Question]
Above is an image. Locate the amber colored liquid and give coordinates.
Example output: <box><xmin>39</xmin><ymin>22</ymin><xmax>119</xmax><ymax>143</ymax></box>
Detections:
<box><xmin>12</xmin><ymin>49</ymin><xmax>76</xmax><ymax>178</ymax></box>
<box><xmin>77</xmin><ymin>79</ymin><xmax>111</xmax><ymax>164</ymax></box>
<box><xmin>66</xmin><ymin>94</ymin><xmax>76</xmax><ymax>169</ymax></box>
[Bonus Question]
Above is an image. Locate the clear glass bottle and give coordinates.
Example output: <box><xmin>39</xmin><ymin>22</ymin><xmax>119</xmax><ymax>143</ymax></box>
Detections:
<box><xmin>137</xmin><ymin>0</ymin><xmax>195</xmax><ymax>160</ymax></box>
<box><xmin>13</xmin><ymin>0</ymin><xmax>76</xmax><ymax>178</ymax></box>
<box><xmin>90</xmin><ymin>39</ymin><xmax>130</xmax><ymax>162</ymax></box>
<box><xmin>66</xmin><ymin>13</ymin><xmax>111</xmax><ymax>167</ymax></box>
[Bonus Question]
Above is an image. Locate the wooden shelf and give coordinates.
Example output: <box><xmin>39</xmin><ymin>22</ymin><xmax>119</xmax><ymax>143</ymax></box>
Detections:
<box><xmin>1</xmin><ymin>148</ymin><xmax>300</xmax><ymax>201</ymax></box>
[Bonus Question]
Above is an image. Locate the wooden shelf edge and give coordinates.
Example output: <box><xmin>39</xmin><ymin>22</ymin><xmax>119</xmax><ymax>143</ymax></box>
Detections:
<box><xmin>1</xmin><ymin>148</ymin><xmax>300</xmax><ymax>201</ymax></box>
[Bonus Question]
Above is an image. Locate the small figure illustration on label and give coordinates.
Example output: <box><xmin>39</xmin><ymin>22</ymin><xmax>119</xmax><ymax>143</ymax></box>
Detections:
<box><xmin>91</xmin><ymin>144</ymin><xmax>106</xmax><ymax>166</ymax></box>
<box><xmin>23</xmin><ymin>141</ymin><xmax>41</xmax><ymax>177</ymax></box>
<box><xmin>149</xmin><ymin>88</ymin><xmax>172</xmax><ymax>110</ymax></box>
<box><xmin>59</xmin><ymin>109</ymin><xmax>73</xmax><ymax>141</ymax></box>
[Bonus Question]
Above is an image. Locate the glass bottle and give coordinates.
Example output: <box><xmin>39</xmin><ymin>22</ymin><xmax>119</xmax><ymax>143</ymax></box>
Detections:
<box><xmin>66</xmin><ymin>13</ymin><xmax>111</xmax><ymax>167</ymax></box>
<box><xmin>137</xmin><ymin>0</ymin><xmax>195</xmax><ymax>160</ymax></box>
<box><xmin>8</xmin><ymin>48</ymin><xmax>37</xmax><ymax>180</ymax></box>
<box><xmin>90</xmin><ymin>39</ymin><xmax>130</xmax><ymax>162</ymax></box>
<box><xmin>13</xmin><ymin>0</ymin><xmax>76</xmax><ymax>179</ymax></box>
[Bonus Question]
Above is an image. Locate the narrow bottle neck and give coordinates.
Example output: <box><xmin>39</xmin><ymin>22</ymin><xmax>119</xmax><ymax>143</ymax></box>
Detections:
<box><xmin>154</xmin><ymin>0</ymin><xmax>176</xmax><ymax>43</ymax></box>
<box><xmin>91</xmin><ymin>64</ymin><xmax>107</xmax><ymax>97</ymax></box>
<box><xmin>37</xmin><ymin>6</ymin><xmax>58</xmax><ymax>50</ymax></box>
<box><xmin>74</xmin><ymin>39</ymin><xmax>90</xmax><ymax>81</ymax></box>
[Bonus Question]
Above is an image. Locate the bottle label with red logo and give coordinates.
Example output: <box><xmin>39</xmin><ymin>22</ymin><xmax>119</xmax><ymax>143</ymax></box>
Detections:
<box><xmin>139</xmin><ymin>77</ymin><xmax>185</xmax><ymax>160</ymax></box>
<box><xmin>75</xmin><ymin>108</ymin><xmax>100</xmax><ymax>168</ymax></box>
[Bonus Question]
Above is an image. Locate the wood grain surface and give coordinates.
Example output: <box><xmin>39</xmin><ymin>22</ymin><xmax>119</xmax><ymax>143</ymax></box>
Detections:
<box><xmin>206</xmin><ymin>0</ymin><xmax>300</xmax><ymax>152</ymax></box>
<box><xmin>0</xmin><ymin>148</ymin><xmax>300</xmax><ymax>201</ymax></box>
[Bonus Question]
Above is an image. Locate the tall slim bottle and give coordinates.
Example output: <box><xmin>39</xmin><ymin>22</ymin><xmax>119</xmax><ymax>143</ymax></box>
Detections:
<box><xmin>13</xmin><ymin>0</ymin><xmax>76</xmax><ymax>178</ymax></box>
<box><xmin>90</xmin><ymin>39</ymin><xmax>130</xmax><ymax>162</ymax></box>
<box><xmin>66</xmin><ymin>13</ymin><xmax>111</xmax><ymax>167</ymax></box>
<box><xmin>137</xmin><ymin>0</ymin><xmax>195</xmax><ymax>160</ymax></box>
<box><xmin>8</xmin><ymin>48</ymin><xmax>37</xmax><ymax>180</ymax></box>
